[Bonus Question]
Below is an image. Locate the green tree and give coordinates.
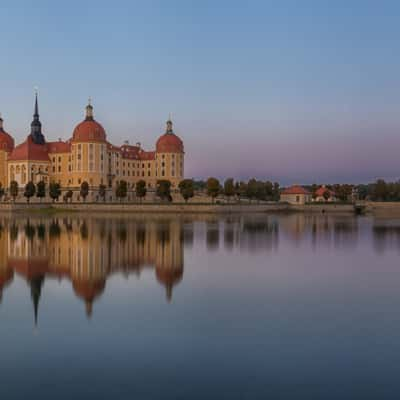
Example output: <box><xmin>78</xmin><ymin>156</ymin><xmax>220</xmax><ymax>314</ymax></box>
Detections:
<box><xmin>178</xmin><ymin>179</ymin><xmax>194</xmax><ymax>203</ymax></box>
<box><xmin>36</xmin><ymin>181</ymin><xmax>46</xmax><ymax>203</ymax></box>
<box><xmin>0</xmin><ymin>183</ymin><xmax>5</xmax><ymax>201</ymax></box>
<box><xmin>206</xmin><ymin>177</ymin><xmax>220</xmax><ymax>203</ymax></box>
<box><xmin>99</xmin><ymin>184</ymin><xmax>106</xmax><ymax>202</ymax></box>
<box><xmin>272</xmin><ymin>182</ymin><xmax>280</xmax><ymax>201</ymax></box>
<box><xmin>323</xmin><ymin>189</ymin><xmax>331</xmax><ymax>202</ymax></box>
<box><xmin>116</xmin><ymin>180</ymin><xmax>128</xmax><ymax>202</ymax></box>
<box><xmin>224</xmin><ymin>178</ymin><xmax>235</xmax><ymax>202</ymax></box>
<box><xmin>9</xmin><ymin>180</ymin><xmax>18</xmax><ymax>203</ymax></box>
<box><xmin>373</xmin><ymin>179</ymin><xmax>388</xmax><ymax>201</ymax></box>
<box><xmin>311</xmin><ymin>184</ymin><xmax>318</xmax><ymax>200</ymax></box>
<box><xmin>65</xmin><ymin>190</ymin><xmax>73</xmax><ymax>203</ymax></box>
<box><xmin>49</xmin><ymin>182</ymin><xmax>61</xmax><ymax>203</ymax></box>
<box><xmin>246</xmin><ymin>179</ymin><xmax>258</xmax><ymax>203</ymax></box>
<box><xmin>80</xmin><ymin>181</ymin><xmax>89</xmax><ymax>202</ymax></box>
<box><xmin>135</xmin><ymin>180</ymin><xmax>147</xmax><ymax>202</ymax></box>
<box><xmin>157</xmin><ymin>180</ymin><xmax>172</xmax><ymax>201</ymax></box>
<box><xmin>24</xmin><ymin>181</ymin><xmax>36</xmax><ymax>203</ymax></box>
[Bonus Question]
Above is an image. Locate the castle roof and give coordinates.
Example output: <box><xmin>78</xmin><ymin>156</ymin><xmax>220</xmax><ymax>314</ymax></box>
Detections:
<box><xmin>8</xmin><ymin>135</ymin><xmax>50</xmax><ymax>162</ymax></box>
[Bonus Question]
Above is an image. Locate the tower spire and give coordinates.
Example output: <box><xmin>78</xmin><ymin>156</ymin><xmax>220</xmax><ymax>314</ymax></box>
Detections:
<box><xmin>85</xmin><ymin>98</ymin><xmax>94</xmax><ymax>120</ymax></box>
<box><xmin>0</xmin><ymin>113</ymin><xmax>3</xmax><ymax>131</ymax></box>
<box><xmin>30</xmin><ymin>88</ymin><xmax>45</xmax><ymax>145</ymax></box>
<box><xmin>166</xmin><ymin>115</ymin><xmax>173</xmax><ymax>134</ymax></box>
<box><xmin>34</xmin><ymin>88</ymin><xmax>39</xmax><ymax>117</ymax></box>
<box><xmin>30</xmin><ymin>275</ymin><xmax>44</xmax><ymax>327</ymax></box>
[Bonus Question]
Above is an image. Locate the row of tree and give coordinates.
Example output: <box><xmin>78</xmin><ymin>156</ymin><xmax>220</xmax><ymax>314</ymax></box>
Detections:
<box><xmin>357</xmin><ymin>180</ymin><xmax>400</xmax><ymax>201</ymax></box>
<box><xmin>2</xmin><ymin>178</ymin><xmax>281</xmax><ymax>204</ymax></box>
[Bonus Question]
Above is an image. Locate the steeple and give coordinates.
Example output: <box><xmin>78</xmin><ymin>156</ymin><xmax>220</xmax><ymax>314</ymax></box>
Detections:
<box><xmin>166</xmin><ymin>116</ymin><xmax>174</xmax><ymax>134</ymax></box>
<box><xmin>30</xmin><ymin>90</ymin><xmax>46</xmax><ymax>145</ymax></box>
<box><xmin>85</xmin><ymin>97</ymin><xmax>94</xmax><ymax>120</ymax></box>
<box><xmin>30</xmin><ymin>275</ymin><xmax>44</xmax><ymax>327</ymax></box>
<box><xmin>0</xmin><ymin>113</ymin><xmax>3</xmax><ymax>131</ymax></box>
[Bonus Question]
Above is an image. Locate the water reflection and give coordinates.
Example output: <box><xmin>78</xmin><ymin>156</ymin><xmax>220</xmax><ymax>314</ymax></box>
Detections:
<box><xmin>1</xmin><ymin>216</ymin><xmax>185</xmax><ymax>320</ymax></box>
<box><xmin>2</xmin><ymin>213</ymin><xmax>398</xmax><ymax>325</ymax></box>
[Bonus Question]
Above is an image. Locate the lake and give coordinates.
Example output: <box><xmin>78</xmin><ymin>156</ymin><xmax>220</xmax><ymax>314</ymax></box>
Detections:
<box><xmin>1</xmin><ymin>212</ymin><xmax>400</xmax><ymax>399</ymax></box>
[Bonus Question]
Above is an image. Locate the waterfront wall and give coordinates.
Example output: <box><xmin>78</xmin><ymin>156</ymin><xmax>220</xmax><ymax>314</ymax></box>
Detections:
<box><xmin>1</xmin><ymin>201</ymin><xmax>400</xmax><ymax>216</ymax></box>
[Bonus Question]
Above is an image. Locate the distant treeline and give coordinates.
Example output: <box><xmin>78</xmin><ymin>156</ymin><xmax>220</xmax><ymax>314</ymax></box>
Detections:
<box><xmin>357</xmin><ymin>180</ymin><xmax>400</xmax><ymax>201</ymax></box>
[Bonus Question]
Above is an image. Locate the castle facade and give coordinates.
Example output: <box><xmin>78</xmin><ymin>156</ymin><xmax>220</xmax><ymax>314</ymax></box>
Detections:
<box><xmin>0</xmin><ymin>94</ymin><xmax>184</xmax><ymax>200</ymax></box>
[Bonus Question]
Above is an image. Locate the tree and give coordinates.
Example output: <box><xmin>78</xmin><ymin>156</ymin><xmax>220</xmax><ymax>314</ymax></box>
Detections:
<box><xmin>36</xmin><ymin>181</ymin><xmax>46</xmax><ymax>203</ymax></box>
<box><xmin>272</xmin><ymin>182</ymin><xmax>280</xmax><ymax>201</ymax></box>
<box><xmin>178</xmin><ymin>179</ymin><xmax>194</xmax><ymax>203</ymax></box>
<box><xmin>49</xmin><ymin>182</ymin><xmax>61</xmax><ymax>203</ymax></box>
<box><xmin>246</xmin><ymin>179</ymin><xmax>258</xmax><ymax>203</ymax></box>
<box><xmin>9</xmin><ymin>181</ymin><xmax>18</xmax><ymax>203</ymax></box>
<box><xmin>311</xmin><ymin>184</ymin><xmax>318</xmax><ymax>200</ymax></box>
<box><xmin>0</xmin><ymin>183</ymin><xmax>5</xmax><ymax>201</ymax></box>
<box><xmin>99</xmin><ymin>184</ymin><xmax>106</xmax><ymax>202</ymax></box>
<box><xmin>157</xmin><ymin>180</ymin><xmax>172</xmax><ymax>201</ymax></box>
<box><xmin>323</xmin><ymin>189</ymin><xmax>331</xmax><ymax>202</ymax></box>
<box><xmin>206</xmin><ymin>177</ymin><xmax>220</xmax><ymax>203</ymax></box>
<box><xmin>116</xmin><ymin>180</ymin><xmax>128</xmax><ymax>202</ymax></box>
<box><xmin>135</xmin><ymin>180</ymin><xmax>147</xmax><ymax>202</ymax></box>
<box><xmin>65</xmin><ymin>190</ymin><xmax>73</xmax><ymax>203</ymax></box>
<box><xmin>255</xmin><ymin>181</ymin><xmax>267</xmax><ymax>203</ymax></box>
<box><xmin>224</xmin><ymin>178</ymin><xmax>235</xmax><ymax>202</ymax></box>
<box><xmin>373</xmin><ymin>179</ymin><xmax>388</xmax><ymax>201</ymax></box>
<box><xmin>80</xmin><ymin>181</ymin><xmax>89</xmax><ymax>202</ymax></box>
<box><xmin>24</xmin><ymin>181</ymin><xmax>36</xmax><ymax>203</ymax></box>
<box><xmin>333</xmin><ymin>184</ymin><xmax>353</xmax><ymax>202</ymax></box>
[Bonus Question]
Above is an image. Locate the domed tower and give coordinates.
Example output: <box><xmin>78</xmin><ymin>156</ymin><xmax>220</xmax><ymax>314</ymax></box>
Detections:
<box><xmin>155</xmin><ymin>118</ymin><xmax>184</xmax><ymax>188</ymax></box>
<box><xmin>0</xmin><ymin>114</ymin><xmax>14</xmax><ymax>187</ymax></box>
<box><xmin>70</xmin><ymin>100</ymin><xmax>108</xmax><ymax>191</ymax></box>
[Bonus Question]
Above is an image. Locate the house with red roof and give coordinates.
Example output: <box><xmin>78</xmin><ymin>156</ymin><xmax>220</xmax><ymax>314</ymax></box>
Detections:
<box><xmin>313</xmin><ymin>185</ymin><xmax>337</xmax><ymax>202</ymax></box>
<box><xmin>280</xmin><ymin>185</ymin><xmax>312</xmax><ymax>205</ymax></box>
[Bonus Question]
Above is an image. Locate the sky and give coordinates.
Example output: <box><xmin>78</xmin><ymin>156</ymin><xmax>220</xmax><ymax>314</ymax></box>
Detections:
<box><xmin>0</xmin><ymin>0</ymin><xmax>399</xmax><ymax>184</ymax></box>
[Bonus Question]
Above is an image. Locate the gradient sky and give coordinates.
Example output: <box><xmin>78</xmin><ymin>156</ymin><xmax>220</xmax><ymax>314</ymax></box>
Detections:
<box><xmin>0</xmin><ymin>0</ymin><xmax>399</xmax><ymax>184</ymax></box>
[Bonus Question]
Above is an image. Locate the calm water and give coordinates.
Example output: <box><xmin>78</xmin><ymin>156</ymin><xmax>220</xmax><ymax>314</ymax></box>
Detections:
<box><xmin>1</xmin><ymin>212</ymin><xmax>400</xmax><ymax>399</ymax></box>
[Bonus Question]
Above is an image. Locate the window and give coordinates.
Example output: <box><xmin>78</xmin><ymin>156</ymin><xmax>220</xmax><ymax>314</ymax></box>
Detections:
<box><xmin>58</xmin><ymin>157</ymin><xmax>61</xmax><ymax>162</ymax></box>
<box><xmin>58</xmin><ymin>166</ymin><xmax>61</xmax><ymax>172</ymax></box>
<box><xmin>148</xmin><ymin>171</ymin><xmax>150</xmax><ymax>177</ymax></box>
<box><xmin>162</xmin><ymin>170</ymin><xmax>165</xmax><ymax>177</ymax></box>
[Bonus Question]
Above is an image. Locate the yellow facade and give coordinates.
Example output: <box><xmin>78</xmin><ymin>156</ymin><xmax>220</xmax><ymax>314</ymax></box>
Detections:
<box><xmin>3</xmin><ymin>101</ymin><xmax>185</xmax><ymax>200</ymax></box>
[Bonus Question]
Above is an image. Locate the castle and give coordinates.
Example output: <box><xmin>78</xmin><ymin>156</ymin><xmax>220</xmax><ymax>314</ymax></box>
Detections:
<box><xmin>0</xmin><ymin>93</ymin><xmax>184</xmax><ymax>200</ymax></box>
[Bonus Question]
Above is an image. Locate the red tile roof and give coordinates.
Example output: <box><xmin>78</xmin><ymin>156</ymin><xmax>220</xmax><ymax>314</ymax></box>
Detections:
<box><xmin>282</xmin><ymin>185</ymin><xmax>311</xmax><ymax>195</ymax></box>
<box><xmin>315</xmin><ymin>187</ymin><xmax>335</xmax><ymax>197</ymax></box>
<box><xmin>47</xmin><ymin>140</ymin><xmax>71</xmax><ymax>153</ymax></box>
<box><xmin>8</xmin><ymin>136</ymin><xmax>50</xmax><ymax>162</ymax></box>
<box><xmin>72</xmin><ymin>119</ymin><xmax>107</xmax><ymax>143</ymax></box>
<box><xmin>139</xmin><ymin>150</ymin><xmax>155</xmax><ymax>160</ymax></box>
<box><xmin>156</xmin><ymin>133</ymin><xmax>184</xmax><ymax>153</ymax></box>
<box><xmin>0</xmin><ymin>128</ymin><xmax>15</xmax><ymax>152</ymax></box>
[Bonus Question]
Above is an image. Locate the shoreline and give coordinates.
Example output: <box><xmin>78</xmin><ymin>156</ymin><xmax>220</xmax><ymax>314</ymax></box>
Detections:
<box><xmin>0</xmin><ymin>201</ymin><xmax>399</xmax><ymax>216</ymax></box>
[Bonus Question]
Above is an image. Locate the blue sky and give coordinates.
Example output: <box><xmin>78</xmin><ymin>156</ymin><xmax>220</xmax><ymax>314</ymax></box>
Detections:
<box><xmin>0</xmin><ymin>0</ymin><xmax>399</xmax><ymax>184</ymax></box>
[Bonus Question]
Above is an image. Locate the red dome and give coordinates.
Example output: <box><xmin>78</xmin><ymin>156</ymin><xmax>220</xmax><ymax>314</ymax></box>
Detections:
<box><xmin>72</xmin><ymin>119</ymin><xmax>107</xmax><ymax>143</ymax></box>
<box><xmin>0</xmin><ymin>128</ymin><xmax>14</xmax><ymax>152</ymax></box>
<box><xmin>156</xmin><ymin>133</ymin><xmax>183</xmax><ymax>153</ymax></box>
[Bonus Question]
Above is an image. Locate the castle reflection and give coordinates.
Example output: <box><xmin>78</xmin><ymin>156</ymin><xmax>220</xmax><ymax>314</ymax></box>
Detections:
<box><xmin>0</xmin><ymin>216</ymin><xmax>185</xmax><ymax>321</ymax></box>
<box><xmin>0</xmin><ymin>213</ymin><xmax>366</xmax><ymax>324</ymax></box>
